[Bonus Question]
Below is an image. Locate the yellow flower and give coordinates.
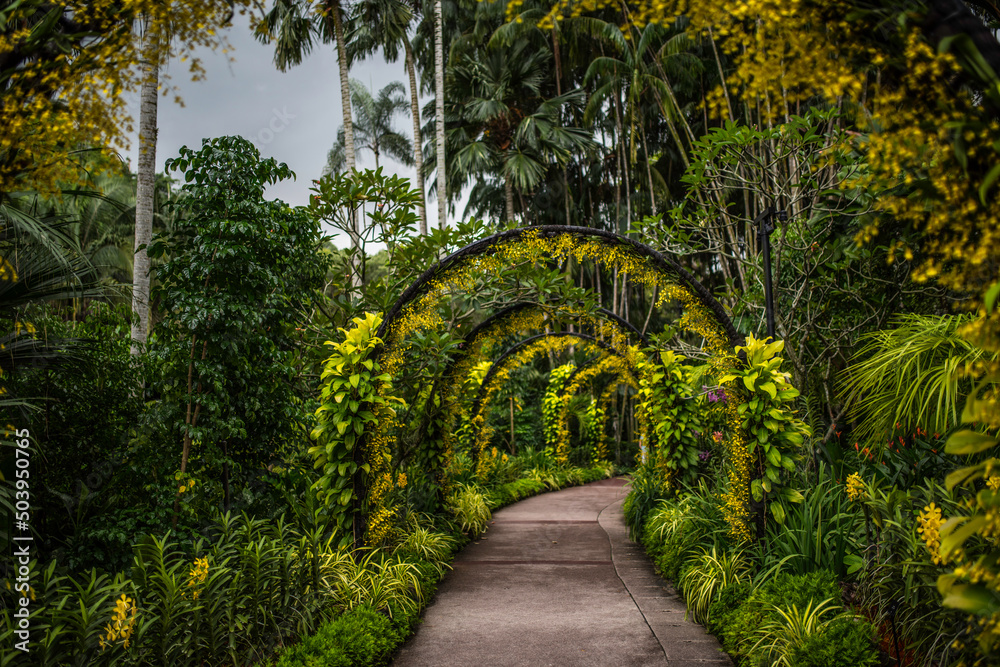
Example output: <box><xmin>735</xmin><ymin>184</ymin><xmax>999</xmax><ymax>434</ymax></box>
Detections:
<box><xmin>988</xmin><ymin>476</ymin><xmax>1000</xmax><ymax>492</ymax></box>
<box><xmin>917</xmin><ymin>503</ymin><xmax>946</xmax><ymax>565</ymax></box>
<box><xmin>100</xmin><ymin>594</ymin><xmax>137</xmax><ymax>650</ymax></box>
<box><xmin>845</xmin><ymin>472</ymin><xmax>865</xmax><ymax>501</ymax></box>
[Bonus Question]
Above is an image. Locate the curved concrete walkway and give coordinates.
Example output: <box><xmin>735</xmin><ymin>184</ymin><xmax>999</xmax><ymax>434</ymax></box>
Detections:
<box><xmin>393</xmin><ymin>478</ymin><xmax>731</xmax><ymax>666</ymax></box>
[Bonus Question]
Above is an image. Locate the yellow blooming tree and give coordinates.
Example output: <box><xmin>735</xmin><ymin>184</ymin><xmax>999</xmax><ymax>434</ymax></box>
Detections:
<box><xmin>0</xmin><ymin>0</ymin><xmax>251</xmax><ymax>194</ymax></box>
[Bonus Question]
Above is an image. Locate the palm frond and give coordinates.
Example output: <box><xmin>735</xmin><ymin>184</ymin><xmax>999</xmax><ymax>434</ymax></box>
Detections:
<box><xmin>839</xmin><ymin>313</ymin><xmax>992</xmax><ymax>446</ymax></box>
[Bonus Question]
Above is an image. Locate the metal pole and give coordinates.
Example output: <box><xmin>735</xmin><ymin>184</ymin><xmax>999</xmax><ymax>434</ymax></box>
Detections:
<box><xmin>754</xmin><ymin>207</ymin><xmax>784</xmax><ymax>341</ymax></box>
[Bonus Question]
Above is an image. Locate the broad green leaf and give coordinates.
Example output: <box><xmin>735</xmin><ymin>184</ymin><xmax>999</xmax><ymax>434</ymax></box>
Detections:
<box><xmin>771</xmin><ymin>502</ymin><xmax>786</xmax><ymax>525</ymax></box>
<box><xmin>945</xmin><ymin>430</ymin><xmax>997</xmax><ymax>455</ymax></box>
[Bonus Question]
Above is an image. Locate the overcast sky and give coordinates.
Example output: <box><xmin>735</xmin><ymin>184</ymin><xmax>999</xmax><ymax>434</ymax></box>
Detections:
<box><xmin>124</xmin><ymin>13</ymin><xmax>450</xmax><ymax>241</ymax></box>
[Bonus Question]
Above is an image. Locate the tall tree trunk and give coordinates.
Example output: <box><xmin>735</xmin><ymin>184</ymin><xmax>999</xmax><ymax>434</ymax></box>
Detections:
<box><xmin>131</xmin><ymin>40</ymin><xmax>157</xmax><ymax>355</ymax></box>
<box><xmin>330</xmin><ymin>3</ymin><xmax>360</xmax><ymax>290</ymax></box>
<box><xmin>505</xmin><ymin>173</ymin><xmax>515</xmax><ymax>222</ymax></box>
<box><xmin>332</xmin><ymin>4</ymin><xmax>356</xmax><ymax>173</ymax></box>
<box><xmin>434</xmin><ymin>0</ymin><xmax>447</xmax><ymax>228</ymax></box>
<box><xmin>403</xmin><ymin>38</ymin><xmax>427</xmax><ymax>235</ymax></box>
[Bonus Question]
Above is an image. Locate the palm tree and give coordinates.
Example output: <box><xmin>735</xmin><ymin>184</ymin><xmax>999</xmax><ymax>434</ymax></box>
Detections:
<box><xmin>347</xmin><ymin>0</ymin><xmax>428</xmax><ymax>233</ymax></box>
<box><xmin>325</xmin><ymin>80</ymin><xmax>414</xmax><ymax>173</ymax></box>
<box><xmin>256</xmin><ymin>0</ymin><xmax>358</xmax><ymax>173</ymax></box>
<box><xmin>256</xmin><ymin>0</ymin><xmax>359</xmax><ymax>279</ymax></box>
<box><xmin>446</xmin><ymin>39</ymin><xmax>594</xmax><ymax>222</ymax></box>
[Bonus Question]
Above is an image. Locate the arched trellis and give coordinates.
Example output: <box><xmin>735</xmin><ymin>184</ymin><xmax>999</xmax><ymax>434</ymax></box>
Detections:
<box><xmin>467</xmin><ymin>331</ymin><xmax>639</xmax><ymax>466</ymax></box>
<box><xmin>555</xmin><ymin>356</ymin><xmax>641</xmax><ymax>462</ymax></box>
<box><xmin>434</xmin><ymin>302</ymin><xmax>648</xmax><ymax>451</ymax></box>
<box><xmin>374</xmin><ymin>226</ymin><xmax>741</xmax><ymax>348</ymax></box>
<box><xmin>349</xmin><ymin>225</ymin><xmax>747</xmax><ymax>544</ymax></box>
<box><xmin>569</xmin><ymin>366</ymin><xmax>641</xmax><ymax>462</ymax></box>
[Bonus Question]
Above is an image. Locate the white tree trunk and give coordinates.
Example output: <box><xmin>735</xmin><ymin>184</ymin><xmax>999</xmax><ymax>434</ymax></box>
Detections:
<box><xmin>333</xmin><ymin>3</ymin><xmax>356</xmax><ymax>173</ymax></box>
<box><xmin>131</xmin><ymin>48</ymin><xmax>158</xmax><ymax>355</ymax></box>
<box><xmin>434</xmin><ymin>0</ymin><xmax>447</xmax><ymax>228</ymax></box>
<box><xmin>404</xmin><ymin>38</ymin><xmax>427</xmax><ymax>235</ymax></box>
<box><xmin>331</xmin><ymin>2</ymin><xmax>360</xmax><ymax>290</ymax></box>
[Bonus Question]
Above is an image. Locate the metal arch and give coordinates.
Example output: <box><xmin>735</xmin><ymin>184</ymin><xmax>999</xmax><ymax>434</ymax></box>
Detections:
<box><xmin>375</xmin><ymin>225</ymin><xmax>742</xmax><ymax>350</ymax></box>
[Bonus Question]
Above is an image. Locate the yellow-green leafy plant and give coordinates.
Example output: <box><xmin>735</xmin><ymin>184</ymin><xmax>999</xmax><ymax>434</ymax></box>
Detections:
<box><xmin>719</xmin><ymin>335</ymin><xmax>810</xmax><ymax>526</ymax></box>
<box><xmin>310</xmin><ymin>313</ymin><xmax>404</xmax><ymax>546</ymax></box>
<box><xmin>446</xmin><ymin>483</ymin><xmax>492</xmax><ymax>536</ymax></box>
<box><xmin>582</xmin><ymin>399</ymin><xmax>607</xmax><ymax>462</ymax></box>
<box><xmin>542</xmin><ymin>363</ymin><xmax>576</xmax><ymax>463</ymax></box>
<box><xmin>749</xmin><ymin>599</ymin><xmax>854</xmax><ymax>667</ymax></box>
<box><xmin>678</xmin><ymin>546</ymin><xmax>751</xmax><ymax>623</ymax></box>
<box><xmin>637</xmin><ymin>350</ymin><xmax>702</xmax><ymax>488</ymax></box>
<box><xmin>328</xmin><ymin>550</ymin><xmax>424</xmax><ymax>619</ymax></box>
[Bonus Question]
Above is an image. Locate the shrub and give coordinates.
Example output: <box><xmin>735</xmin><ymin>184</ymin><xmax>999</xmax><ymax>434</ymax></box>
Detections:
<box><xmin>623</xmin><ymin>465</ymin><xmax>669</xmax><ymax>536</ymax></box>
<box><xmin>679</xmin><ymin>547</ymin><xmax>751</xmax><ymax>623</ymax></box>
<box><xmin>445</xmin><ymin>484</ymin><xmax>492</xmax><ymax>536</ymax></box>
<box><xmin>715</xmin><ymin>570</ymin><xmax>846</xmax><ymax>663</ymax></box>
<box><xmin>272</xmin><ymin>605</ymin><xmax>405</xmax><ymax>667</ymax></box>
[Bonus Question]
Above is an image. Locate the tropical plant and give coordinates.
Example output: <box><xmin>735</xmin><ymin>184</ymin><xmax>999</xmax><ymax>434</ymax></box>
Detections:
<box><xmin>840</xmin><ymin>313</ymin><xmax>990</xmax><ymax>447</ymax></box>
<box><xmin>749</xmin><ymin>599</ymin><xmax>864</xmax><ymax>667</ymax></box>
<box><xmin>444</xmin><ymin>38</ymin><xmax>594</xmax><ymax>222</ymax></box>
<box><xmin>678</xmin><ymin>546</ymin><xmax>751</xmax><ymax>623</ymax></box>
<box><xmin>256</xmin><ymin>0</ymin><xmax>357</xmax><ymax>167</ymax></box>
<box><xmin>636</xmin><ymin>350</ymin><xmax>702</xmax><ymax>487</ymax></box>
<box><xmin>720</xmin><ymin>335</ymin><xmax>810</xmax><ymax>524</ymax></box>
<box><xmin>325</xmin><ymin>80</ymin><xmax>414</xmax><ymax>173</ymax></box>
<box><xmin>445</xmin><ymin>484</ymin><xmax>492</xmax><ymax>536</ymax></box>
<box><xmin>147</xmin><ymin>136</ymin><xmax>329</xmax><ymax>522</ymax></box>
<box><xmin>346</xmin><ymin>0</ymin><xmax>428</xmax><ymax>232</ymax></box>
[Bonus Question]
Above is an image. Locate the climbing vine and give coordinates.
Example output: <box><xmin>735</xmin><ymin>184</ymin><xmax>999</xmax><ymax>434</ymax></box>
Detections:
<box><xmin>350</xmin><ymin>227</ymin><xmax>740</xmax><ymax>540</ymax></box>
<box><xmin>719</xmin><ymin>336</ymin><xmax>810</xmax><ymax>532</ymax></box>
<box><xmin>636</xmin><ymin>351</ymin><xmax>703</xmax><ymax>489</ymax></box>
<box><xmin>542</xmin><ymin>363</ymin><xmax>577</xmax><ymax>463</ymax></box>
<box><xmin>310</xmin><ymin>313</ymin><xmax>403</xmax><ymax>546</ymax></box>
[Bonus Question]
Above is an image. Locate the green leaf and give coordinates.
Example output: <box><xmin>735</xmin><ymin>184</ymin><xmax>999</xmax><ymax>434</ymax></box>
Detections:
<box><xmin>946</xmin><ymin>430</ymin><xmax>998</xmax><ymax>455</ymax></box>
<box><xmin>766</xmin><ymin>446</ymin><xmax>782</xmax><ymax>467</ymax></box>
<box><xmin>759</xmin><ymin>382</ymin><xmax>777</xmax><ymax>399</ymax></box>
<box><xmin>946</xmin><ymin>463</ymin><xmax>985</xmax><ymax>490</ymax></box>
<box><xmin>978</xmin><ymin>163</ymin><xmax>1000</xmax><ymax>204</ymax></box>
<box><xmin>941</xmin><ymin>515</ymin><xmax>986</xmax><ymax>555</ymax></box>
<box><xmin>771</xmin><ymin>502</ymin><xmax>786</xmax><ymax>525</ymax></box>
<box><xmin>349</xmin><ymin>374</ymin><xmax>361</xmax><ymax>388</ymax></box>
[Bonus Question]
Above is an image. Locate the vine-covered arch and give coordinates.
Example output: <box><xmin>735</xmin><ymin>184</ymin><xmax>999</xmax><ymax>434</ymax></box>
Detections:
<box><xmin>466</xmin><ymin>331</ymin><xmax>639</xmax><ymax>470</ymax></box>
<box><xmin>421</xmin><ymin>301</ymin><xmax>652</xmax><ymax>481</ymax></box>
<box><xmin>374</xmin><ymin>226</ymin><xmax>740</xmax><ymax>348</ymax></box>
<box><xmin>331</xmin><ymin>226</ymin><xmax>749</xmax><ymax>545</ymax></box>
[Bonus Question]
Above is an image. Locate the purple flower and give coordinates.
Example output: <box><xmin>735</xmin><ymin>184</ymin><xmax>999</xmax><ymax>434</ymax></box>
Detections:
<box><xmin>706</xmin><ymin>388</ymin><xmax>727</xmax><ymax>404</ymax></box>
<box><xmin>698</xmin><ymin>450</ymin><xmax>712</xmax><ymax>461</ymax></box>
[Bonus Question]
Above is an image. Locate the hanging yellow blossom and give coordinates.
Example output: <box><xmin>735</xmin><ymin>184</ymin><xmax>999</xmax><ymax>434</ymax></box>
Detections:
<box><xmin>918</xmin><ymin>503</ymin><xmax>947</xmax><ymax>566</ymax></box>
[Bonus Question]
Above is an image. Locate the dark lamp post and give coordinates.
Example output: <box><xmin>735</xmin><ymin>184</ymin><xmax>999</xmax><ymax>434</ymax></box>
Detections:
<box><xmin>754</xmin><ymin>207</ymin><xmax>786</xmax><ymax>341</ymax></box>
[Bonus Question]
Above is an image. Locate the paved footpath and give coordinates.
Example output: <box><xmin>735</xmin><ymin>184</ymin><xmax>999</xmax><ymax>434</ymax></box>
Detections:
<box><xmin>393</xmin><ymin>478</ymin><xmax>732</xmax><ymax>666</ymax></box>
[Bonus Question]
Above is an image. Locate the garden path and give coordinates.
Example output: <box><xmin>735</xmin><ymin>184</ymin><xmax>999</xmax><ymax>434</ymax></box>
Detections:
<box><xmin>392</xmin><ymin>478</ymin><xmax>731</xmax><ymax>666</ymax></box>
